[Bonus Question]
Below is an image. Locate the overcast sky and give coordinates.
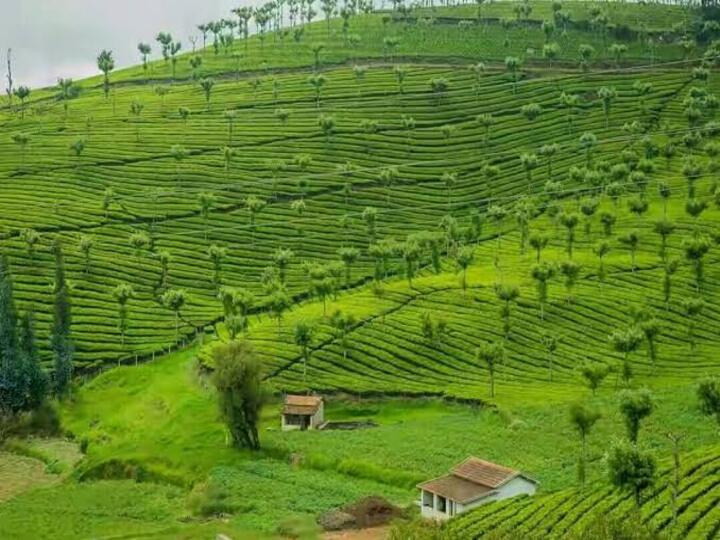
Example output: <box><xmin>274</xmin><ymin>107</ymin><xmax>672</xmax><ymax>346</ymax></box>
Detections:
<box><xmin>2</xmin><ymin>0</ymin><xmax>264</xmax><ymax>89</ymax></box>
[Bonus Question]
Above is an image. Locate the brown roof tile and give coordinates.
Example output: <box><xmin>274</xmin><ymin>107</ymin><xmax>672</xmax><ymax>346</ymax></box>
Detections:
<box><xmin>452</xmin><ymin>457</ymin><xmax>519</xmax><ymax>488</ymax></box>
<box><xmin>417</xmin><ymin>474</ymin><xmax>493</xmax><ymax>504</ymax></box>
<box><xmin>283</xmin><ymin>395</ymin><xmax>322</xmax><ymax>415</ymax></box>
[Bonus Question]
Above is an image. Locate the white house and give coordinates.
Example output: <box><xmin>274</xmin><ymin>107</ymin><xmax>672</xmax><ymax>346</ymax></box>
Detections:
<box><xmin>417</xmin><ymin>457</ymin><xmax>538</xmax><ymax>520</ymax></box>
<box><xmin>281</xmin><ymin>395</ymin><xmax>325</xmax><ymax>431</ymax></box>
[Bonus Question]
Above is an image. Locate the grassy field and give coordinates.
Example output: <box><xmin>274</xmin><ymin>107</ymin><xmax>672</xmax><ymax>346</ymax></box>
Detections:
<box><xmin>2</xmin><ymin>0</ymin><xmax>720</xmax><ymax>538</ymax></box>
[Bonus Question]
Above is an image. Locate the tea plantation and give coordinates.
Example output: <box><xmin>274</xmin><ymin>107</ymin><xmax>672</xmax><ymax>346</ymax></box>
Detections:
<box><xmin>1</xmin><ymin>0</ymin><xmax>720</xmax><ymax>538</ymax></box>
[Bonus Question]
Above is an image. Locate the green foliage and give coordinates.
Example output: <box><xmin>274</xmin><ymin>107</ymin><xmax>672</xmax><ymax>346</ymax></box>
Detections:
<box><xmin>211</xmin><ymin>340</ymin><xmax>267</xmax><ymax>450</ymax></box>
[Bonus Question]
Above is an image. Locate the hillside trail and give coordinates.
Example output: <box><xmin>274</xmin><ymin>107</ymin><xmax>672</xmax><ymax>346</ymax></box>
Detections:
<box><xmin>322</xmin><ymin>525</ymin><xmax>390</xmax><ymax>540</ymax></box>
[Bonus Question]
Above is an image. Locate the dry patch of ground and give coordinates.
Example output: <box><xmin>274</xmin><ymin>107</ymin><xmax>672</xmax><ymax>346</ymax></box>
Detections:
<box><xmin>0</xmin><ymin>452</ymin><xmax>58</xmax><ymax>502</ymax></box>
<box><xmin>323</xmin><ymin>525</ymin><xmax>390</xmax><ymax>540</ymax></box>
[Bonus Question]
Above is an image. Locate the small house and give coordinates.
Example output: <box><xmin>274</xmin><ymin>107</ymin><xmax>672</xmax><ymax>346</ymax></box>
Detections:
<box><xmin>281</xmin><ymin>395</ymin><xmax>324</xmax><ymax>431</ymax></box>
<box><xmin>417</xmin><ymin>457</ymin><xmax>538</xmax><ymax>520</ymax></box>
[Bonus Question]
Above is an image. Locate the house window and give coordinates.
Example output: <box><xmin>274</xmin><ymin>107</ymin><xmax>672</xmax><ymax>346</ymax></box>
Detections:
<box><xmin>422</xmin><ymin>491</ymin><xmax>433</xmax><ymax>508</ymax></box>
<box><xmin>437</xmin><ymin>496</ymin><xmax>447</xmax><ymax>513</ymax></box>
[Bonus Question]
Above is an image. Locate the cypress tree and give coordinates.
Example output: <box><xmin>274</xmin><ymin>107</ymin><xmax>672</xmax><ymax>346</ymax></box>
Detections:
<box><xmin>19</xmin><ymin>311</ymin><xmax>47</xmax><ymax>409</ymax></box>
<box><xmin>0</xmin><ymin>254</ymin><xmax>24</xmax><ymax>415</ymax></box>
<box><xmin>51</xmin><ymin>240</ymin><xmax>73</xmax><ymax>397</ymax></box>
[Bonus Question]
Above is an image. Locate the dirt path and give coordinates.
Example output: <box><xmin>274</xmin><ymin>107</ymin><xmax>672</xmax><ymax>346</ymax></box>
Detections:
<box><xmin>323</xmin><ymin>526</ymin><xmax>391</xmax><ymax>540</ymax></box>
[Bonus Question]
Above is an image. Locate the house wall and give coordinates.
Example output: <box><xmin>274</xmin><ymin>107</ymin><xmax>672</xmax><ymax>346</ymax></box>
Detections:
<box><xmin>460</xmin><ymin>477</ymin><xmax>537</xmax><ymax>512</ymax></box>
<box><xmin>310</xmin><ymin>402</ymin><xmax>325</xmax><ymax>428</ymax></box>
<box><xmin>419</xmin><ymin>477</ymin><xmax>537</xmax><ymax>520</ymax></box>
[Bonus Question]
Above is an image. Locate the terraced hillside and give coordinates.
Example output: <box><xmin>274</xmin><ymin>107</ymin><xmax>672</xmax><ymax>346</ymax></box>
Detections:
<box><xmin>444</xmin><ymin>446</ymin><xmax>720</xmax><ymax>539</ymax></box>
<box><xmin>0</xmin><ymin>0</ymin><xmax>712</xmax><ymax>372</ymax></box>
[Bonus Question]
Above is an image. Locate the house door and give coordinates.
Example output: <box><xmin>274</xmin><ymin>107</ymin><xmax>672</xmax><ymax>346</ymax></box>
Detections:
<box><xmin>301</xmin><ymin>416</ymin><xmax>309</xmax><ymax>430</ymax></box>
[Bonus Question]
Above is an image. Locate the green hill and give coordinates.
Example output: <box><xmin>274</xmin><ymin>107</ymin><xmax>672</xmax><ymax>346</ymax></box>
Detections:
<box><xmin>2</xmin><ymin>1</ymin><xmax>720</xmax><ymax>538</ymax></box>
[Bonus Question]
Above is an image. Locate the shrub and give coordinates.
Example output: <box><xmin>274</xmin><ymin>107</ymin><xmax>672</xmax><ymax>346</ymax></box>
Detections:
<box><xmin>186</xmin><ymin>479</ymin><xmax>244</xmax><ymax>517</ymax></box>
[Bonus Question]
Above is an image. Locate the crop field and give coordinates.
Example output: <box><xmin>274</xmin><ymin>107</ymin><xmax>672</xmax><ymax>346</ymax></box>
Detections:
<box><xmin>2</xmin><ymin>0</ymin><xmax>720</xmax><ymax>538</ymax></box>
<box><xmin>0</xmin><ymin>0</ymin><xmax>712</xmax><ymax>371</ymax></box>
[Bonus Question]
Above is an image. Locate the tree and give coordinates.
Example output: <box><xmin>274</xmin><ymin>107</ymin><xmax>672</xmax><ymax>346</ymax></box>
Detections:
<box><xmin>495</xmin><ymin>284</ymin><xmax>520</xmax><ymax>340</ymax></box>
<box><xmin>19</xmin><ymin>229</ymin><xmax>39</xmax><ymax>260</ymax></box>
<box><xmin>51</xmin><ymin>240</ymin><xmax>73</xmax><ymax>398</ymax></box>
<box><xmin>200</xmin><ymin>78</ymin><xmax>215</xmax><ymax>110</ymax></box>
<box><xmin>294</xmin><ymin>322</ymin><xmax>315</xmax><ymax>381</ymax></box>
<box><xmin>137</xmin><ymin>43</ymin><xmax>152</xmax><ymax>75</ymax></box>
<box><xmin>597</xmin><ymin>86</ymin><xmax>617</xmax><ymax>128</ymax></box>
<box><xmin>308</xmin><ymin>74</ymin><xmax>327</xmax><ymax>108</ymax></box>
<box><xmin>681</xmin><ymin>297</ymin><xmax>704</xmax><ymax>350</ymax></box>
<box><xmin>129</xmin><ymin>100</ymin><xmax>144</xmax><ymax>143</ymax></box>
<box><xmin>560</xmin><ymin>260</ymin><xmax>581</xmax><ymax>304</ymax></box>
<box><xmin>607</xmin><ymin>441</ymin><xmax>656</xmax><ymax>507</ymax></box>
<box><xmin>593</xmin><ymin>241</ymin><xmax>610</xmax><ymax>286</ymax></box>
<box><xmin>378</xmin><ymin>166</ymin><xmax>399</xmax><ymax>204</ymax></box>
<box><xmin>12</xmin><ymin>132</ymin><xmax>30</xmax><ymax>165</ymax></box>
<box><xmin>609</xmin><ymin>43</ymin><xmax>628</xmax><ymax>68</ymax></box>
<box><xmin>682</xmin><ymin>236</ymin><xmax>711</xmax><ymax>292</ymax></box>
<box><xmin>429</xmin><ymin>77</ymin><xmax>449</xmax><ymax>102</ymax></box>
<box><xmin>477</xmin><ymin>342</ymin><xmax>504</xmax><ymax>398</ymax></box>
<box><xmin>580</xmin><ymin>362</ymin><xmax>609</xmax><ymax>395</ymax></box>
<box><xmin>653</xmin><ymin>219</ymin><xmax>675</xmax><ymax>262</ymax></box>
<box><xmin>569</xmin><ymin>403</ymin><xmax>601</xmax><ymax>489</ymax></box>
<box><xmin>273</xmin><ymin>248</ymin><xmax>294</xmax><ymax>285</ymax></box>
<box><xmin>97</xmin><ymin>50</ymin><xmax>115</xmax><ymax>100</ymax></box>
<box><xmin>560</xmin><ymin>212</ymin><xmax>580</xmax><ymax>258</ymax></box>
<box><xmin>402</xmin><ymin>240</ymin><xmax>421</xmax><ymax>286</ymax></box>
<box><xmin>170</xmin><ymin>144</ymin><xmax>188</xmax><ymax>182</ymax></box>
<box><xmin>579</xmin><ymin>132</ymin><xmax>597</xmax><ymax>167</ymax></box>
<box><xmin>113</xmin><ymin>283</ymin><xmax>134</xmax><ymax>346</ymax></box>
<box><xmin>619</xmin><ymin>389</ymin><xmax>654</xmax><ymax>443</ymax></box>
<box><xmin>531</xmin><ymin>263</ymin><xmax>555</xmax><ymax>321</ymax></box>
<box><xmin>330</xmin><ymin>310</ymin><xmax>356</xmax><ymax>360</ymax></box>
<box><xmin>198</xmin><ymin>192</ymin><xmax>216</xmax><ymax>239</ymax></box>
<box><xmin>519</xmin><ymin>153</ymin><xmax>538</xmax><ymax>191</ymax></box>
<box><xmin>13</xmin><ymin>85</ymin><xmax>30</xmax><ymax>120</ymax></box>
<box><xmin>56</xmin><ymin>78</ymin><xmax>79</xmax><ymax>121</ymax></box>
<box><xmin>456</xmin><ymin>246</ymin><xmax>475</xmax><ymax>292</ymax></box>
<box><xmin>477</xmin><ymin>114</ymin><xmax>494</xmax><ymax>146</ymax></box>
<box><xmin>662</xmin><ymin>259</ymin><xmax>678</xmax><ymax>310</ymax></box>
<box><xmin>639</xmin><ymin>319</ymin><xmax>661</xmax><ymax>374</ymax></box>
<box><xmin>245</xmin><ymin>195</ymin><xmax>265</xmax><ymax>245</ymax></box>
<box><xmin>78</xmin><ymin>234</ymin><xmax>94</xmax><ymax>274</ymax></box>
<box><xmin>336</xmin><ymin>246</ymin><xmax>359</xmax><ymax>287</ymax></box>
<box><xmin>161</xmin><ymin>289</ymin><xmax>187</xmax><ymax>340</ymax></box>
<box><xmin>560</xmin><ymin>91</ymin><xmax>579</xmax><ymax>134</ymax></box>
<box><xmin>541</xmin><ymin>333</ymin><xmax>560</xmax><ymax>382</ymax></box>
<box><xmin>269</xmin><ymin>288</ymin><xmax>291</xmax><ymax>336</ymax></box>
<box><xmin>0</xmin><ymin>254</ymin><xmax>21</xmax><ymax>417</ymax></box>
<box><xmin>17</xmin><ymin>311</ymin><xmax>47</xmax><ymax>413</ymax></box>
<box><xmin>618</xmin><ymin>231</ymin><xmax>640</xmax><ymax>271</ymax></box>
<box><xmin>609</xmin><ymin>327</ymin><xmax>643</xmax><ymax>387</ymax></box>
<box><xmin>697</xmin><ymin>377</ymin><xmax>720</xmax><ymax>425</ymax></box>
<box><xmin>211</xmin><ymin>340</ymin><xmax>266</xmax><ymax>450</ymax></box>
<box><xmin>207</xmin><ymin>244</ymin><xmax>227</xmax><ymax>289</ymax></box>
<box><xmin>505</xmin><ymin>56</ymin><xmax>521</xmax><ymax>94</ymax></box>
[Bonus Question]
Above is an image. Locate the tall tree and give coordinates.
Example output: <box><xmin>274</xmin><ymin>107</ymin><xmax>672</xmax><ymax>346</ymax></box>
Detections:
<box><xmin>97</xmin><ymin>50</ymin><xmax>115</xmax><ymax>100</ymax></box>
<box><xmin>619</xmin><ymin>389</ymin><xmax>654</xmax><ymax>443</ymax></box>
<box><xmin>51</xmin><ymin>240</ymin><xmax>73</xmax><ymax>398</ymax></box>
<box><xmin>607</xmin><ymin>441</ymin><xmax>656</xmax><ymax>507</ymax></box>
<box><xmin>211</xmin><ymin>340</ymin><xmax>266</xmax><ymax>450</ymax></box>
<box><xmin>112</xmin><ymin>283</ymin><xmax>134</xmax><ymax>346</ymax></box>
<box><xmin>477</xmin><ymin>342</ymin><xmax>505</xmax><ymax>398</ymax></box>
<box><xmin>294</xmin><ymin>321</ymin><xmax>315</xmax><ymax>382</ymax></box>
<box><xmin>569</xmin><ymin>403</ymin><xmax>601</xmax><ymax>489</ymax></box>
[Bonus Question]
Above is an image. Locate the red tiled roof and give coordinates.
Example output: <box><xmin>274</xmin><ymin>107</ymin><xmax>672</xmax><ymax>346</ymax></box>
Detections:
<box><xmin>452</xmin><ymin>457</ymin><xmax>520</xmax><ymax>488</ymax></box>
<box><xmin>283</xmin><ymin>395</ymin><xmax>322</xmax><ymax>415</ymax></box>
<box><xmin>417</xmin><ymin>474</ymin><xmax>494</xmax><ymax>504</ymax></box>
